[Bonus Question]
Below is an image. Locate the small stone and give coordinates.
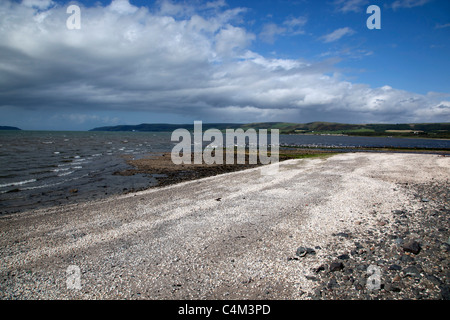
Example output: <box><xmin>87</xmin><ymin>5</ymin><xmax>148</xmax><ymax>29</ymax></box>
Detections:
<box><xmin>296</xmin><ymin>246</ymin><xmax>316</xmax><ymax>257</ymax></box>
<box><xmin>327</xmin><ymin>278</ymin><xmax>338</xmax><ymax>289</ymax></box>
<box><xmin>334</xmin><ymin>232</ymin><xmax>350</xmax><ymax>238</ymax></box>
<box><xmin>337</xmin><ymin>254</ymin><xmax>350</xmax><ymax>260</ymax></box>
<box><xmin>402</xmin><ymin>240</ymin><xmax>421</xmax><ymax>255</ymax></box>
<box><xmin>354</xmin><ymin>242</ymin><xmax>363</xmax><ymax>250</ymax></box>
<box><xmin>440</xmin><ymin>243</ymin><xmax>450</xmax><ymax>252</ymax></box>
<box><xmin>425</xmin><ymin>274</ymin><xmax>442</xmax><ymax>286</ymax></box>
<box><xmin>421</xmin><ymin>198</ymin><xmax>429</xmax><ymax>202</ymax></box>
<box><xmin>385</xmin><ymin>283</ymin><xmax>401</xmax><ymax>292</ymax></box>
<box><xmin>69</xmin><ymin>189</ymin><xmax>78</xmax><ymax>193</ymax></box>
<box><xmin>389</xmin><ymin>264</ymin><xmax>402</xmax><ymax>271</ymax></box>
<box><xmin>404</xmin><ymin>266</ymin><xmax>421</xmax><ymax>278</ymax></box>
<box><xmin>400</xmin><ymin>254</ymin><xmax>415</xmax><ymax>263</ymax></box>
<box><xmin>314</xmin><ymin>265</ymin><xmax>326</xmax><ymax>273</ymax></box>
<box><xmin>329</xmin><ymin>262</ymin><xmax>344</xmax><ymax>272</ymax></box>
<box><xmin>354</xmin><ymin>283</ymin><xmax>363</xmax><ymax>291</ymax></box>
<box><xmin>440</xmin><ymin>285</ymin><xmax>450</xmax><ymax>300</ymax></box>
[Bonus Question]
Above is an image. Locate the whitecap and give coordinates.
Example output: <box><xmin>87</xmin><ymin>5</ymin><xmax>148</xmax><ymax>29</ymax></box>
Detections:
<box><xmin>58</xmin><ymin>171</ymin><xmax>74</xmax><ymax>177</ymax></box>
<box><xmin>52</xmin><ymin>167</ymin><xmax>70</xmax><ymax>172</ymax></box>
<box><xmin>0</xmin><ymin>179</ymin><xmax>37</xmax><ymax>188</ymax></box>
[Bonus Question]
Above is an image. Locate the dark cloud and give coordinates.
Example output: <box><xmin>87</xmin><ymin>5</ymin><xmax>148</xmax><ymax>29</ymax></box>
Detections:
<box><xmin>0</xmin><ymin>0</ymin><xmax>448</xmax><ymax>129</ymax></box>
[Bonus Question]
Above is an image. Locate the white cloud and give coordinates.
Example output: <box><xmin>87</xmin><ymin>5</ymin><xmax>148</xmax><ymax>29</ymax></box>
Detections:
<box><xmin>259</xmin><ymin>23</ymin><xmax>287</xmax><ymax>44</ymax></box>
<box><xmin>333</xmin><ymin>0</ymin><xmax>369</xmax><ymax>13</ymax></box>
<box><xmin>205</xmin><ymin>0</ymin><xmax>227</xmax><ymax>9</ymax></box>
<box><xmin>21</xmin><ymin>0</ymin><xmax>54</xmax><ymax>10</ymax></box>
<box><xmin>435</xmin><ymin>22</ymin><xmax>450</xmax><ymax>29</ymax></box>
<box><xmin>320</xmin><ymin>27</ymin><xmax>355</xmax><ymax>43</ymax></box>
<box><xmin>215</xmin><ymin>25</ymin><xmax>255</xmax><ymax>56</ymax></box>
<box><xmin>108</xmin><ymin>0</ymin><xmax>138</xmax><ymax>14</ymax></box>
<box><xmin>283</xmin><ymin>16</ymin><xmax>307</xmax><ymax>34</ymax></box>
<box><xmin>259</xmin><ymin>16</ymin><xmax>307</xmax><ymax>43</ymax></box>
<box><xmin>389</xmin><ymin>0</ymin><xmax>433</xmax><ymax>10</ymax></box>
<box><xmin>0</xmin><ymin>0</ymin><xmax>447</xmax><ymax>125</ymax></box>
<box><xmin>414</xmin><ymin>101</ymin><xmax>450</xmax><ymax>120</ymax></box>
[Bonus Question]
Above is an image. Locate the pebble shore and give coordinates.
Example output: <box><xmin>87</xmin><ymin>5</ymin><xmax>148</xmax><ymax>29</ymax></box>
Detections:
<box><xmin>301</xmin><ymin>180</ymin><xmax>450</xmax><ymax>300</ymax></box>
<box><xmin>0</xmin><ymin>153</ymin><xmax>448</xmax><ymax>300</ymax></box>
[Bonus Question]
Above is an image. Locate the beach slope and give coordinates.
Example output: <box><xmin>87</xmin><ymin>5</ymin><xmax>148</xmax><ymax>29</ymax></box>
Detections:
<box><xmin>1</xmin><ymin>153</ymin><xmax>449</xmax><ymax>299</ymax></box>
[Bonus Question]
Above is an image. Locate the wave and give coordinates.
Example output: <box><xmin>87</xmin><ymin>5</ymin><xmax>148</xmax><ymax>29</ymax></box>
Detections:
<box><xmin>52</xmin><ymin>167</ymin><xmax>71</xmax><ymax>172</ymax></box>
<box><xmin>0</xmin><ymin>179</ymin><xmax>37</xmax><ymax>188</ymax></box>
<box><xmin>57</xmin><ymin>171</ymin><xmax>74</xmax><ymax>177</ymax></box>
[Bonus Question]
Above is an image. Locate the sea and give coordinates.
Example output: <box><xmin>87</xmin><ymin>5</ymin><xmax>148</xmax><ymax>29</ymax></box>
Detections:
<box><xmin>1</xmin><ymin>130</ymin><xmax>449</xmax><ymax>214</ymax></box>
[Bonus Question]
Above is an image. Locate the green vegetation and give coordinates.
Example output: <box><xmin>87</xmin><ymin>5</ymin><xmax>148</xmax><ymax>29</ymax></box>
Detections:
<box><xmin>279</xmin><ymin>152</ymin><xmax>337</xmax><ymax>160</ymax></box>
<box><xmin>90</xmin><ymin>122</ymin><xmax>450</xmax><ymax>139</ymax></box>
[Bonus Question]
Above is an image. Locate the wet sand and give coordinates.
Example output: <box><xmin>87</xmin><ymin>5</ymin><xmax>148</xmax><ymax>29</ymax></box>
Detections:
<box><xmin>116</xmin><ymin>149</ymin><xmax>337</xmax><ymax>188</ymax></box>
<box><xmin>0</xmin><ymin>153</ymin><xmax>448</xmax><ymax>299</ymax></box>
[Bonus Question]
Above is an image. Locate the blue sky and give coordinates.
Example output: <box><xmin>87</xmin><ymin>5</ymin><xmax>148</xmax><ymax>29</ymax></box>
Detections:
<box><xmin>0</xmin><ymin>0</ymin><xmax>449</xmax><ymax>130</ymax></box>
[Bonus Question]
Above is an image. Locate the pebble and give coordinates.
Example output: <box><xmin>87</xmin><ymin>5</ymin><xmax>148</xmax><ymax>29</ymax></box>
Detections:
<box><xmin>305</xmin><ymin>181</ymin><xmax>450</xmax><ymax>300</ymax></box>
<box><xmin>296</xmin><ymin>246</ymin><xmax>316</xmax><ymax>257</ymax></box>
<box><xmin>403</xmin><ymin>266</ymin><xmax>421</xmax><ymax>278</ymax></box>
<box><xmin>389</xmin><ymin>264</ymin><xmax>402</xmax><ymax>271</ymax></box>
<box><xmin>334</xmin><ymin>232</ymin><xmax>350</xmax><ymax>238</ymax></box>
<box><xmin>329</xmin><ymin>262</ymin><xmax>344</xmax><ymax>272</ymax></box>
<box><xmin>402</xmin><ymin>240</ymin><xmax>421</xmax><ymax>255</ymax></box>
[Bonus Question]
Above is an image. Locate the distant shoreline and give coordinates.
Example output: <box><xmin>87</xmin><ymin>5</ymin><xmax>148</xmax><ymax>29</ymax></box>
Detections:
<box><xmin>89</xmin><ymin>121</ymin><xmax>450</xmax><ymax>139</ymax></box>
<box><xmin>2</xmin><ymin>128</ymin><xmax>450</xmax><ymax>140</ymax></box>
<box><xmin>0</xmin><ymin>126</ymin><xmax>21</xmax><ymax>131</ymax></box>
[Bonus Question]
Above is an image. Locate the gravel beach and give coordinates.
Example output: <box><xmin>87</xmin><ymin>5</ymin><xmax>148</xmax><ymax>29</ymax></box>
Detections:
<box><xmin>0</xmin><ymin>152</ymin><xmax>448</xmax><ymax>300</ymax></box>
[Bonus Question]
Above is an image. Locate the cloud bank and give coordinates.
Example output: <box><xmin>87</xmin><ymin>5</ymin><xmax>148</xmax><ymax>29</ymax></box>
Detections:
<box><xmin>0</xmin><ymin>0</ymin><xmax>448</xmax><ymax>127</ymax></box>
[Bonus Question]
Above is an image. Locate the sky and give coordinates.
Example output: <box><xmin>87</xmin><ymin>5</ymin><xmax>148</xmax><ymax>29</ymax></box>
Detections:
<box><xmin>0</xmin><ymin>0</ymin><xmax>449</xmax><ymax>130</ymax></box>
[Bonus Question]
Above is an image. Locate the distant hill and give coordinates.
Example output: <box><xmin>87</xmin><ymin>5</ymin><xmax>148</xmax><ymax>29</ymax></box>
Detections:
<box><xmin>90</xmin><ymin>122</ymin><xmax>450</xmax><ymax>138</ymax></box>
<box><xmin>0</xmin><ymin>126</ymin><xmax>21</xmax><ymax>131</ymax></box>
<box><xmin>90</xmin><ymin>123</ymin><xmax>241</xmax><ymax>132</ymax></box>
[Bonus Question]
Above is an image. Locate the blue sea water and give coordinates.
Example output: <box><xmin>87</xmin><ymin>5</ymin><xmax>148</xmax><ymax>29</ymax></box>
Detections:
<box><xmin>0</xmin><ymin>130</ymin><xmax>449</xmax><ymax>214</ymax></box>
<box><xmin>0</xmin><ymin>131</ymin><xmax>171</xmax><ymax>214</ymax></box>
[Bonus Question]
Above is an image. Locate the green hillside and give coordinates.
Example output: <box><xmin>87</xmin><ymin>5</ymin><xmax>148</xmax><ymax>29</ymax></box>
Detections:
<box><xmin>90</xmin><ymin>122</ymin><xmax>450</xmax><ymax>138</ymax></box>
